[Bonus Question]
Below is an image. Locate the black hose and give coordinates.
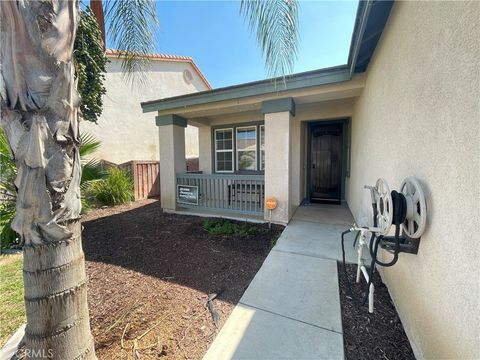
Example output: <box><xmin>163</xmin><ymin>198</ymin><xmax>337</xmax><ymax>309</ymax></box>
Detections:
<box><xmin>352</xmin><ymin>231</ymin><xmax>361</xmax><ymax>248</ymax></box>
<box><xmin>369</xmin><ymin>226</ymin><xmax>400</xmax><ymax>267</ymax></box>
<box><xmin>340</xmin><ymin>190</ymin><xmax>404</xmax><ymax>308</ymax></box>
<box><xmin>368</xmin><ymin>190</ymin><xmax>405</xmax><ymax>267</ymax></box>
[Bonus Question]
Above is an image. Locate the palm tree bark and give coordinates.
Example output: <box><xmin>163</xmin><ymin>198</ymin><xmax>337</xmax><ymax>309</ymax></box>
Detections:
<box><xmin>1</xmin><ymin>1</ymin><xmax>96</xmax><ymax>359</ymax></box>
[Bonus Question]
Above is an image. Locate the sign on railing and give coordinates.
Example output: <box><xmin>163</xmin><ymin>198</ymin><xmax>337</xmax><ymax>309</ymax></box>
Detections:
<box><xmin>177</xmin><ymin>185</ymin><xmax>199</xmax><ymax>205</ymax></box>
<box><xmin>176</xmin><ymin>173</ymin><xmax>265</xmax><ymax>214</ymax></box>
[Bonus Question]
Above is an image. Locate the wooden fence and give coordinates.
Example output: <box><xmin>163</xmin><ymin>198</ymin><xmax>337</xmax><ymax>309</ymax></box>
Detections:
<box><xmin>120</xmin><ymin>161</ymin><xmax>160</xmax><ymax>201</ymax></box>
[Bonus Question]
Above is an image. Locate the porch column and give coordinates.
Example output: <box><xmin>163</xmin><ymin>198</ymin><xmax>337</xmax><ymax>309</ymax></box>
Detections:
<box><xmin>262</xmin><ymin>98</ymin><xmax>295</xmax><ymax>224</ymax></box>
<box><xmin>198</xmin><ymin>124</ymin><xmax>212</xmax><ymax>174</ymax></box>
<box><xmin>156</xmin><ymin>114</ymin><xmax>187</xmax><ymax>211</ymax></box>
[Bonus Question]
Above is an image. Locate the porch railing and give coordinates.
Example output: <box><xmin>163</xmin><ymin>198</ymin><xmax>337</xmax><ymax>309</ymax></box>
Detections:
<box><xmin>176</xmin><ymin>173</ymin><xmax>265</xmax><ymax>215</ymax></box>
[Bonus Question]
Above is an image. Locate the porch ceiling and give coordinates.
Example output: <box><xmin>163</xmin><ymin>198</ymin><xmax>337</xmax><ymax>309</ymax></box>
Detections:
<box><xmin>157</xmin><ymin>74</ymin><xmax>365</xmax><ymax>124</ymax></box>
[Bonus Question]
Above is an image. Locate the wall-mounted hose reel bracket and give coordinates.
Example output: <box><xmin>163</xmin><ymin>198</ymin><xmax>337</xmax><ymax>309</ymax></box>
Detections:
<box><xmin>341</xmin><ymin>176</ymin><xmax>428</xmax><ymax>313</ymax></box>
<box><xmin>379</xmin><ymin>177</ymin><xmax>427</xmax><ymax>255</ymax></box>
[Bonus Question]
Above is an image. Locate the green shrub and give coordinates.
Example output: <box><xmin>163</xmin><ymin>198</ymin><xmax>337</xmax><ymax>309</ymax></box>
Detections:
<box><xmin>0</xmin><ymin>201</ymin><xmax>19</xmax><ymax>250</ymax></box>
<box><xmin>86</xmin><ymin>168</ymin><xmax>133</xmax><ymax>206</ymax></box>
<box><xmin>202</xmin><ymin>218</ymin><xmax>260</xmax><ymax>236</ymax></box>
<box><xmin>0</xmin><ymin>129</ymin><xmax>19</xmax><ymax>249</ymax></box>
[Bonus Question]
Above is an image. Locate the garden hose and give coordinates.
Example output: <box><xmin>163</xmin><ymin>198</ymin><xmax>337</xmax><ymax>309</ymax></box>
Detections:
<box><xmin>342</xmin><ymin>190</ymin><xmax>409</xmax><ymax>307</ymax></box>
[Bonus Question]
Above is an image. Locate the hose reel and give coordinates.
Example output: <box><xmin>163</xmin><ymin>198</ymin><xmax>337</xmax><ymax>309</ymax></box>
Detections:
<box><xmin>341</xmin><ymin>176</ymin><xmax>428</xmax><ymax>313</ymax></box>
<box><xmin>400</xmin><ymin>177</ymin><xmax>427</xmax><ymax>239</ymax></box>
<box><xmin>375</xmin><ymin>178</ymin><xmax>393</xmax><ymax>235</ymax></box>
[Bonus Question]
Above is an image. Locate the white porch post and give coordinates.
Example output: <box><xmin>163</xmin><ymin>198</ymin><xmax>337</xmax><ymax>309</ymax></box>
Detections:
<box><xmin>156</xmin><ymin>114</ymin><xmax>187</xmax><ymax>211</ymax></box>
<box><xmin>262</xmin><ymin>98</ymin><xmax>295</xmax><ymax>224</ymax></box>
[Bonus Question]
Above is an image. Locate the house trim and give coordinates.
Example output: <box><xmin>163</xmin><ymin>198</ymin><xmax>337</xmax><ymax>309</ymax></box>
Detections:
<box><xmin>141</xmin><ymin>67</ymin><xmax>350</xmax><ymax>113</ymax></box>
<box><xmin>261</xmin><ymin>98</ymin><xmax>296</xmax><ymax>116</ymax></box>
<box><xmin>155</xmin><ymin>114</ymin><xmax>187</xmax><ymax>127</ymax></box>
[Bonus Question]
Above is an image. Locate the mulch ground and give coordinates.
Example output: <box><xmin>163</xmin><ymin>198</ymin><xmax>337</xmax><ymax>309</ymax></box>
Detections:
<box><xmin>81</xmin><ymin>199</ymin><xmax>283</xmax><ymax>360</ymax></box>
<box><xmin>338</xmin><ymin>262</ymin><xmax>416</xmax><ymax>360</ymax></box>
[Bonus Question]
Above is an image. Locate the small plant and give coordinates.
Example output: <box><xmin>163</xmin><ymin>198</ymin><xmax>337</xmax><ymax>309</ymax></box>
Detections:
<box><xmin>0</xmin><ymin>129</ymin><xmax>19</xmax><ymax>249</ymax></box>
<box><xmin>0</xmin><ymin>131</ymin><xmax>106</xmax><ymax>248</ymax></box>
<box><xmin>85</xmin><ymin>168</ymin><xmax>133</xmax><ymax>206</ymax></box>
<box><xmin>202</xmin><ymin>218</ymin><xmax>260</xmax><ymax>236</ymax></box>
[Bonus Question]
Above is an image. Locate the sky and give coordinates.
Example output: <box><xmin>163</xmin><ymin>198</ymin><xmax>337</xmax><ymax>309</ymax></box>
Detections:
<box><xmin>119</xmin><ymin>1</ymin><xmax>359</xmax><ymax>89</ymax></box>
<box><xmin>152</xmin><ymin>1</ymin><xmax>358</xmax><ymax>88</ymax></box>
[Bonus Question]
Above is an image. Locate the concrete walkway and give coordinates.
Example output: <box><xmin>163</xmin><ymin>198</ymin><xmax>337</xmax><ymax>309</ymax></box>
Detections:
<box><xmin>204</xmin><ymin>203</ymin><xmax>362</xmax><ymax>360</ymax></box>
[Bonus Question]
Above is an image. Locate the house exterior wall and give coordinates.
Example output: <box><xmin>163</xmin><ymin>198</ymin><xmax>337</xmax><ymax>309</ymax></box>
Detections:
<box><xmin>197</xmin><ymin>114</ymin><xmax>264</xmax><ymax>175</ymax></box>
<box><xmin>197</xmin><ymin>98</ymin><xmax>355</xmax><ymax>216</ymax></box>
<box><xmin>347</xmin><ymin>2</ymin><xmax>480</xmax><ymax>358</ymax></box>
<box><xmin>264</xmin><ymin>111</ymin><xmax>293</xmax><ymax>223</ymax></box>
<box><xmin>293</xmin><ymin>99</ymin><xmax>355</xmax><ymax>205</ymax></box>
<box><xmin>81</xmin><ymin>58</ymin><xmax>208</xmax><ymax>164</ymax></box>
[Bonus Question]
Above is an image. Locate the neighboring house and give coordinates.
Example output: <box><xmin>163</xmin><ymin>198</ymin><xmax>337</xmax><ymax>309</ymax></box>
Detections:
<box><xmin>81</xmin><ymin>49</ymin><xmax>211</xmax><ymax>164</ymax></box>
<box><xmin>141</xmin><ymin>1</ymin><xmax>479</xmax><ymax>359</ymax></box>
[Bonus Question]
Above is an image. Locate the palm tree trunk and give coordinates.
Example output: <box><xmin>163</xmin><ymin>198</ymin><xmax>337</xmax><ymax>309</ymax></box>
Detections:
<box><xmin>1</xmin><ymin>1</ymin><xmax>96</xmax><ymax>358</ymax></box>
<box><xmin>23</xmin><ymin>221</ymin><xmax>95</xmax><ymax>359</ymax></box>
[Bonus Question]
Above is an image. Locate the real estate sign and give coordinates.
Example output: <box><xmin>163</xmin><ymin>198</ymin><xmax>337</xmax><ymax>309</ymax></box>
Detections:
<box><xmin>177</xmin><ymin>185</ymin><xmax>199</xmax><ymax>205</ymax></box>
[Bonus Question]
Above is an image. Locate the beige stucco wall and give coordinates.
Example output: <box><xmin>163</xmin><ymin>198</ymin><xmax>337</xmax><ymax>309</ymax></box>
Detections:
<box><xmin>197</xmin><ymin>98</ymin><xmax>355</xmax><ymax>206</ymax></box>
<box><xmin>264</xmin><ymin>111</ymin><xmax>293</xmax><ymax>224</ymax></box>
<box><xmin>347</xmin><ymin>2</ymin><xmax>480</xmax><ymax>358</ymax></box>
<box><xmin>158</xmin><ymin>124</ymin><xmax>186</xmax><ymax>210</ymax></box>
<box><xmin>81</xmin><ymin>58</ymin><xmax>208</xmax><ymax>164</ymax></box>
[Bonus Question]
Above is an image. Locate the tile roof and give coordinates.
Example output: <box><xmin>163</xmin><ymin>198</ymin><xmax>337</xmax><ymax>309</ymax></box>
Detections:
<box><xmin>105</xmin><ymin>49</ymin><xmax>212</xmax><ymax>89</ymax></box>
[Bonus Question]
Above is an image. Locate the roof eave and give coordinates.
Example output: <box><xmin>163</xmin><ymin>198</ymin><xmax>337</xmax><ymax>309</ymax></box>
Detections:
<box><xmin>141</xmin><ymin>65</ymin><xmax>350</xmax><ymax>113</ymax></box>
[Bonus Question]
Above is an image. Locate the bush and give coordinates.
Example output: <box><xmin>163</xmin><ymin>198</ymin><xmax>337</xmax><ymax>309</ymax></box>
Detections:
<box><xmin>0</xmin><ymin>129</ymin><xmax>19</xmax><ymax>249</ymax></box>
<box><xmin>0</xmin><ymin>201</ymin><xmax>19</xmax><ymax>250</ymax></box>
<box><xmin>86</xmin><ymin>168</ymin><xmax>133</xmax><ymax>206</ymax></box>
<box><xmin>202</xmin><ymin>218</ymin><xmax>261</xmax><ymax>236</ymax></box>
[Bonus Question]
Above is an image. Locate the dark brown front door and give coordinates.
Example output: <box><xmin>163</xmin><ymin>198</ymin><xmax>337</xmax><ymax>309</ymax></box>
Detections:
<box><xmin>310</xmin><ymin>124</ymin><xmax>343</xmax><ymax>203</ymax></box>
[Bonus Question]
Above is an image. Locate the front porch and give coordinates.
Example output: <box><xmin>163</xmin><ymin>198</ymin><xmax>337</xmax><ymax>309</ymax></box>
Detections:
<box><xmin>176</xmin><ymin>173</ymin><xmax>265</xmax><ymax>216</ymax></box>
<box><xmin>143</xmin><ymin>69</ymin><xmax>365</xmax><ymax>224</ymax></box>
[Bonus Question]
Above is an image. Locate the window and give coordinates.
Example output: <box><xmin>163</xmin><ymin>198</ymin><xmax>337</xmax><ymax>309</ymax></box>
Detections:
<box><xmin>236</xmin><ymin>126</ymin><xmax>257</xmax><ymax>171</ymax></box>
<box><xmin>260</xmin><ymin>125</ymin><xmax>265</xmax><ymax>170</ymax></box>
<box><xmin>215</xmin><ymin>129</ymin><xmax>233</xmax><ymax>172</ymax></box>
<box><xmin>213</xmin><ymin>123</ymin><xmax>264</xmax><ymax>173</ymax></box>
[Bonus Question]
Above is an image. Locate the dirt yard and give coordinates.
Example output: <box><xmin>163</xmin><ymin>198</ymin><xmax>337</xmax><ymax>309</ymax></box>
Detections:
<box><xmin>338</xmin><ymin>263</ymin><xmax>415</xmax><ymax>360</ymax></box>
<box><xmin>82</xmin><ymin>199</ymin><xmax>283</xmax><ymax>359</ymax></box>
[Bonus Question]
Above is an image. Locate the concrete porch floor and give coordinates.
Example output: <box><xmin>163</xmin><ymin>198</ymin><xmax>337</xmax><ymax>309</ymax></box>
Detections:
<box><xmin>203</xmin><ymin>203</ymin><xmax>363</xmax><ymax>360</ymax></box>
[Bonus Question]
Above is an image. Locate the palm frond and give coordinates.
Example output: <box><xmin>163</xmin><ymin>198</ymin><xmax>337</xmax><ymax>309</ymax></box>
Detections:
<box><xmin>81</xmin><ymin>158</ymin><xmax>107</xmax><ymax>186</ymax></box>
<box><xmin>80</xmin><ymin>132</ymin><xmax>102</xmax><ymax>158</ymax></box>
<box><xmin>0</xmin><ymin>129</ymin><xmax>17</xmax><ymax>198</ymax></box>
<box><xmin>240</xmin><ymin>0</ymin><xmax>299</xmax><ymax>79</ymax></box>
<box><xmin>0</xmin><ymin>129</ymin><xmax>18</xmax><ymax>247</ymax></box>
<box><xmin>104</xmin><ymin>0</ymin><xmax>159</xmax><ymax>82</ymax></box>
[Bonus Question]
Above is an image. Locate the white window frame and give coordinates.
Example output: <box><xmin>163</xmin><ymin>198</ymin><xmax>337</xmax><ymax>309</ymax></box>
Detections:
<box><xmin>236</xmin><ymin>126</ymin><xmax>257</xmax><ymax>171</ymax></box>
<box><xmin>259</xmin><ymin>125</ymin><xmax>265</xmax><ymax>171</ymax></box>
<box><xmin>214</xmin><ymin>128</ymin><xmax>234</xmax><ymax>173</ymax></box>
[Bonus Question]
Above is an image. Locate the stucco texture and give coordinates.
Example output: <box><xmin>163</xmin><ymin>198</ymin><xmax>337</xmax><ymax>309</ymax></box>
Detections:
<box><xmin>81</xmin><ymin>58</ymin><xmax>207</xmax><ymax>164</ymax></box>
<box><xmin>347</xmin><ymin>2</ymin><xmax>480</xmax><ymax>359</ymax></box>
